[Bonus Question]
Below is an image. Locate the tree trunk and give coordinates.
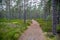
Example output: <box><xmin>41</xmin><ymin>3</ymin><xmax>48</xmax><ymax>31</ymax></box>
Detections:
<box><xmin>23</xmin><ymin>0</ymin><xmax>28</xmax><ymax>23</ymax></box>
<box><xmin>6</xmin><ymin>0</ymin><xmax>10</xmax><ymax>19</ymax></box>
<box><xmin>52</xmin><ymin>0</ymin><xmax>57</xmax><ymax>35</ymax></box>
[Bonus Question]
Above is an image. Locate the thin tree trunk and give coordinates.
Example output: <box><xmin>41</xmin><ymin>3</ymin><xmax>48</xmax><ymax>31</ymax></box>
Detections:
<box><xmin>23</xmin><ymin>0</ymin><xmax>27</xmax><ymax>23</ymax></box>
<box><xmin>6</xmin><ymin>0</ymin><xmax>10</xmax><ymax>19</ymax></box>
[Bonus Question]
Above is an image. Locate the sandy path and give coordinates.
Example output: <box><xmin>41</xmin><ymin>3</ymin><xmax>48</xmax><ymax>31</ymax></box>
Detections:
<box><xmin>18</xmin><ymin>20</ymin><xmax>46</xmax><ymax>40</ymax></box>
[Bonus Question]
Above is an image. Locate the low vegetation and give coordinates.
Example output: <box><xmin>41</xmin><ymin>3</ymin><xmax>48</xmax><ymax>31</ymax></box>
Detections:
<box><xmin>0</xmin><ymin>18</ymin><xmax>59</xmax><ymax>40</ymax></box>
<box><xmin>0</xmin><ymin>19</ymin><xmax>30</xmax><ymax>40</ymax></box>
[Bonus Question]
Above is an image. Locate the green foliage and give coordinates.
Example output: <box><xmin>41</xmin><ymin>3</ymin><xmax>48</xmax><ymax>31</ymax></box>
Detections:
<box><xmin>26</xmin><ymin>20</ymin><xmax>31</xmax><ymax>26</ymax></box>
<box><xmin>37</xmin><ymin>18</ymin><xmax>60</xmax><ymax>33</ymax></box>
<box><xmin>36</xmin><ymin>19</ymin><xmax>52</xmax><ymax>32</ymax></box>
<box><xmin>57</xmin><ymin>24</ymin><xmax>60</xmax><ymax>32</ymax></box>
<box><xmin>0</xmin><ymin>19</ymin><xmax>29</xmax><ymax>40</ymax></box>
<box><xmin>45</xmin><ymin>32</ymin><xmax>56</xmax><ymax>40</ymax></box>
<box><xmin>0</xmin><ymin>18</ymin><xmax>59</xmax><ymax>40</ymax></box>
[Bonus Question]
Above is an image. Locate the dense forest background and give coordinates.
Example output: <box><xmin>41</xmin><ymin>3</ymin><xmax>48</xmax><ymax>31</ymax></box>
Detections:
<box><xmin>0</xmin><ymin>0</ymin><xmax>60</xmax><ymax>40</ymax></box>
<box><xmin>0</xmin><ymin>0</ymin><xmax>52</xmax><ymax>19</ymax></box>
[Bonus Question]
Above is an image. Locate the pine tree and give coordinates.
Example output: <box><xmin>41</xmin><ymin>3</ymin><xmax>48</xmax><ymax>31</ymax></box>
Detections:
<box><xmin>52</xmin><ymin>0</ymin><xmax>57</xmax><ymax>35</ymax></box>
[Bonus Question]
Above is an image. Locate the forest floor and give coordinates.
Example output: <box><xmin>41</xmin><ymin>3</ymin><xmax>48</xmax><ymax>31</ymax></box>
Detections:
<box><xmin>18</xmin><ymin>19</ymin><xmax>46</xmax><ymax>40</ymax></box>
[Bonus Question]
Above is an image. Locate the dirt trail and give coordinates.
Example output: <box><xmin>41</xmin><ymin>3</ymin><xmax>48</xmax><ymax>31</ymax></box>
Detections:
<box><xmin>18</xmin><ymin>20</ymin><xmax>46</xmax><ymax>40</ymax></box>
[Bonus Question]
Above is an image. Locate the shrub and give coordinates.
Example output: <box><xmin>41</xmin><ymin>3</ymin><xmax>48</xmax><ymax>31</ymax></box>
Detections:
<box><xmin>0</xmin><ymin>19</ymin><xmax>28</xmax><ymax>40</ymax></box>
<box><xmin>36</xmin><ymin>19</ymin><xmax>52</xmax><ymax>32</ymax></box>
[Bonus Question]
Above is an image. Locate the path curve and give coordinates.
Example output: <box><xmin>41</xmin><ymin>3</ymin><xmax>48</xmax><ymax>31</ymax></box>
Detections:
<box><xmin>18</xmin><ymin>19</ymin><xmax>46</xmax><ymax>40</ymax></box>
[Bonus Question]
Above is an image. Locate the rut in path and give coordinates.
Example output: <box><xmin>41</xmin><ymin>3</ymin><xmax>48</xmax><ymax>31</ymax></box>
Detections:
<box><xmin>18</xmin><ymin>20</ymin><xmax>46</xmax><ymax>40</ymax></box>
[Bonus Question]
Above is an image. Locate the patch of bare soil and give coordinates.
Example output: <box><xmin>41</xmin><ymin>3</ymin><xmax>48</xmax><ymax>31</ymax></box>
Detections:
<box><xmin>18</xmin><ymin>20</ymin><xmax>46</xmax><ymax>40</ymax></box>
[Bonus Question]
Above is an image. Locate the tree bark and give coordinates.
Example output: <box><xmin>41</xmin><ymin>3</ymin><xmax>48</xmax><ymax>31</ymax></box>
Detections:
<box><xmin>52</xmin><ymin>0</ymin><xmax>57</xmax><ymax>35</ymax></box>
<box><xmin>6</xmin><ymin>0</ymin><xmax>10</xmax><ymax>19</ymax></box>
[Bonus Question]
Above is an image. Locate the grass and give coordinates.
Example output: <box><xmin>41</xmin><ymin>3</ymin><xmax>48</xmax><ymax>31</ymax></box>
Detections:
<box><xmin>0</xmin><ymin>19</ymin><xmax>31</xmax><ymax>40</ymax></box>
<box><xmin>0</xmin><ymin>18</ymin><xmax>58</xmax><ymax>40</ymax></box>
<box><xmin>44</xmin><ymin>32</ymin><xmax>56</xmax><ymax>40</ymax></box>
<box><xmin>36</xmin><ymin>19</ymin><xmax>57</xmax><ymax>40</ymax></box>
<box><xmin>36</xmin><ymin>19</ymin><xmax>52</xmax><ymax>32</ymax></box>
